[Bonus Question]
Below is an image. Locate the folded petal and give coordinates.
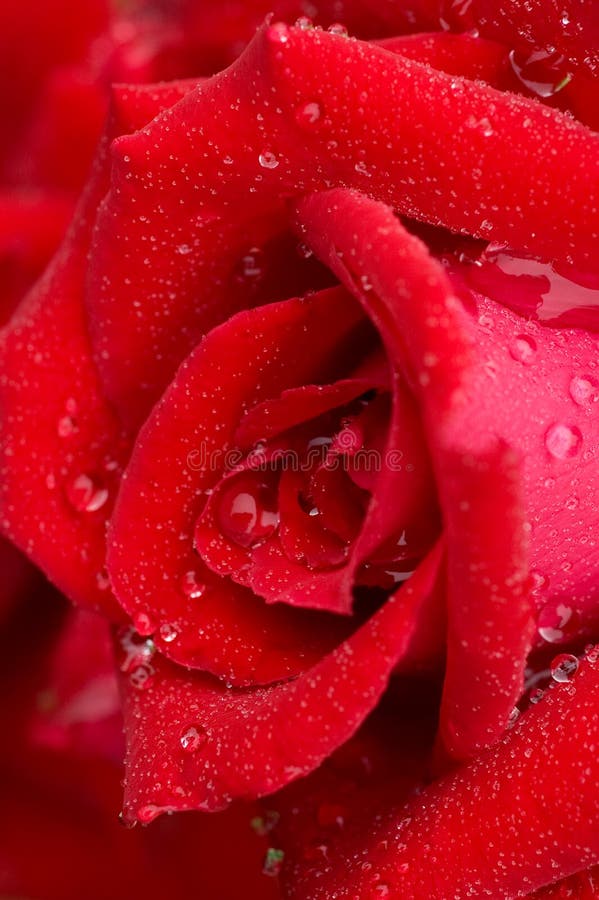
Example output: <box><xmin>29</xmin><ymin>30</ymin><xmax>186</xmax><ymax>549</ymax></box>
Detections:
<box><xmin>281</xmin><ymin>651</ymin><xmax>599</xmax><ymax>899</ymax></box>
<box><xmin>119</xmin><ymin>542</ymin><xmax>442</xmax><ymax>821</ymax></box>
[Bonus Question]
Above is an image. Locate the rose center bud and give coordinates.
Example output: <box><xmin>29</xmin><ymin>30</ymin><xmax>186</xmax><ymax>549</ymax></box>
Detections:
<box><xmin>215</xmin><ymin>470</ymin><xmax>280</xmax><ymax>549</ymax></box>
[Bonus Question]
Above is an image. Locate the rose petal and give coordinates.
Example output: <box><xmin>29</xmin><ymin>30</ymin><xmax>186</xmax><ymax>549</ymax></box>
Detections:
<box><xmin>281</xmin><ymin>651</ymin><xmax>599</xmax><ymax>899</ymax></box>
<box><xmin>91</xmin><ymin>23</ymin><xmax>598</xmax><ymax>424</ymax></box>
<box><xmin>0</xmin><ymin>81</ymin><xmax>201</xmax><ymax>617</ymax></box>
<box><xmin>293</xmin><ymin>188</ymin><xmax>535</xmax><ymax>762</ymax></box>
<box><xmin>119</xmin><ymin>541</ymin><xmax>443</xmax><ymax>821</ymax></box>
<box><xmin>109</xmin><ymin>286</ymin><xmax>370</xmax><ymax>674</ymax></box>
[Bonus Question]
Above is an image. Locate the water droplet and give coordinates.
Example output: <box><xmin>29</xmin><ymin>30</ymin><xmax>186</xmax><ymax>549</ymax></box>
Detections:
<box><xmin>327</xmin><ymin>23</ymin><xmax>349</xmax><ymax>36</ymax></box>
<box><xmin>295</xmin><ymin>100</ymin><xmax>323</xmax><ymax>129</ymax></box>
<box><xmin>297</xmin><ymin>241</ymin><xmax>314</xmax><ymax>259</ymax></box>
<box><xmin>530</xmin><ymin>570</ymin><xmax>548</xmax><ymax>593</ymax></box>
<box><xmin>66</xmin><ymin>474</ymin><xmax>109</xmax><ymax>513</ymax></box>
<box><xmin>564</xmin><ymin>495</ymin><xmax>579</xmax><ymax>510</ymax></box>
<box><xmin>507</xmin><ymin>706</ymin><xmax>520</xmax><ymax>728</ymax></box>
<box><xmin>550</xmin><ymin>653</ymin><xmax>579</xmax><ymax>683</ymax></box>
<box><xmin>529</xmin><ymin>687</ymin><xmax>544</xmax><ymax>704</ymax></box>
<box><xmin>295</xmin><ymin>15</ymin><xmax>314</xmax><ymax>29</ymax></box>
<box><xmin>159</xmin><ymin>622</ymin><xmax>178</xmax><ymax>643</ymax></box>
<box><xmin>569</xmin><ymin>375</ymin><xmax>599</xmax><ymax>406</ymax></box>
<box><xmin>176</xmin><ymin>243</ymin><xmax>192</xmax><ymax>255</ymax></box>
<box><xmin>96</xmin><ymin>569</ymin><xmax>110</xmax><ymax>591</ymax></box>
<box><xmin>508</xmin><ymin>48</ymin><xmax>572</xmax><ymax>98</ymax></box>
<box><xmin>263</xmin><ymin>847</ymin><xmax>285</xmax><ymax>877</ymax></box>
<box><xmin>398</xmin><ymin>862</ymin><xmax>410</xmax><ymax>874</ymax></box>
<box><xmin>509</xmin><ymin>334</ymin><xmax>537</xmax><ymax>364</ymax></box>
<box><xmin>373</xmin><ymin>885</ymin><xmax>391</xmax><ymax>898</ymax></box>
<box><xmin>538</xmin><ymin>602</ymin><xmax>579</xmax><ymax>643</ymax></box>
<box><xmin>235</xmin><ymin>247</ymin><xmax>265</xmax><ymax>283</ymax></box>
<box><xmin>138</xmin><ymin>804</ymin><xmax>160</xmax><ymax>824</ymax></box>
<box><xmin>57</xmin><ymin>415</ymin><xmax>77</xmax><ymax>438</ymax></box>
<box><xmin>180</xmin><ymin>570</ymin><xmax>207</xmax><ymax>599</ymax></box>
<box><xmin>268</xmin><ymin>22</ymin><xmax>289</xmax><ymax>44</ymax></box>
<box><xmin>258</xmin><ymin>150</ymin><xmax>279</xmax><ymax>169</ymax></box>
<box><xmin>179</xmin><ymin>723</ymin><xmax>208</xmax><ymax>753</ymax></box>
<box><xmin>354</xmin><ymin>161</ymin><xmax>372</xmax><ymax>178</ymax></box>
<box><xmin>544</xmin><ymin>423</ymin><xmax>582</xmax><ymax>459</ymax></box>
<box><xmin>133</xmin><ymin>612</ymin><xmax>156</xmax><ymax>636</ymax></box>
<box><xmin>129</xmin><ymin>663</ymin><xmax>155</xmax><ymax>690</ymax></box>
<box><xmin>117</xmin><ymin>625</ymin><xmax>156</xmax><ymax>671</ymax></box>
<box><xmin>360</xmin><ymin>274</ymin><xmax>373</xmax><ymax>291</ymax></box>
<box><xmin>215</xmin><ymin>472</ymin><xmax>280</xmax><ymax>549</ymax></box>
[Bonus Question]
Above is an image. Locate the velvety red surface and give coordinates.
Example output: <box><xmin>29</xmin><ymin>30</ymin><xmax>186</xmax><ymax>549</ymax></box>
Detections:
<box><xmin>0</xmin><ymin>1</ymin><xmax>597</xmax><ymax>898</ymax></box>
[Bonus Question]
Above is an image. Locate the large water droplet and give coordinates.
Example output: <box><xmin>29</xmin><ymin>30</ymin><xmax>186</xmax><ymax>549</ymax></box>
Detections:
<box><xmin>258</xmin><ymin>150</ymin><xmax>279</xmax><ymax>170</ymax></box>
<box><xmin>179</xmin><ymin>723</ymin><xmax>208</xmax><ymax>753</ymax></box>
<box><xmin>508</xmin><ymin>48</ymin><xmax>572</xmax><ymax>98</ymax></box>
<box><xmin>538</xmin><ymin>602</ymin><xmax>579</xmax><ymax>643</ymax></box>
<box><xmin>544</xmin><ymin>423</ymin><xmax>582</xmax><ymax>459</ymax></box>
<box><xmin>550</xmin><ymin>653</ymin><xmax>579</xmax><ymax>683</ymax></box>
<box><xmin>509</xmin><ymin>334</ymin><xmax>537</xmax><ymax>365</ymax></box>
<box><xmin>180</xmin><ymin>570</ymin><xmax>207</xmax><ymax>599</ymax></box>
<box><xmin>295</xmin><ymin>15</ymin><xmax>314</xmax><ymax>30</ymax></box>
<box><xmin>215</xmin><ymin>472</ymin><xmax>280</xmax><ymax>549</ymax></box>
<box><xmin>327</xmin><ymin>23</ymin><xmax>349</xmax><ymax>36</ymax></box>
<box><xmin>159</xmin><ymin>622</ymin><xmax>178</xmax><ymax>643</ymax></box>
<box><xmin>465</xmin><ymin>245</ymin><xmax>599</xmax><ymax>331</ymax></box>
<box><xmin>262</xmin><ymin>848</ymin><xmax>285</xmax><ymax>877</ymax></box>
<box><xmin>569</xmin><ymin>375</ymin><xmax>599</xmax><ymax>407</ymax></box>
<box><xmin>66</xmin><ymin>474</ymin><xmax>109</xmax><ymax>513</ymax></box>
<box><xmin>133</xmin><ymin>612</ymin><xmax>156</xmax><ymax>636</ymax></box>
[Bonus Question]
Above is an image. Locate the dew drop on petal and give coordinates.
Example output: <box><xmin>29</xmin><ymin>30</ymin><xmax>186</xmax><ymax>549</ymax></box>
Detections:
<box><xmin>509</xmin><ymin>334</ymin><xmax>537</xmax><ymax>364</ymax></box>
<box><xmin>215</xmin><ymin>472</ymin><xmax>280</xmax><ymax>549</ymax></box>
<box><xmin>138</xmin><ymin>804</ymin><xmax>160</xmax><ymax>824</ymax></box>
<box><xmin>66</xmin><ymin>474</ymin><xmax>109</xmax><ymax>513</ymax></box>
<box><xmin>538</xmin><ymin>602</ymin><xmax>579</xmax><ymax>643</ymax></box>
<box><xmin>57</xmin><ymin>415</ymin><xmax>77</xmax><ymax>438</ymax></box>
<box><xmin>544</xmin><ymin>423</ymin><xmax>582</xmax><ymax>459</ymax></box>
<box><xmin>235</xmin><ymin>247</ymin><xmax>265</xmax><ymax>283</ymax></box>
<box><xmin>507</xmin><ymin>706</ymin><xmax>520</xmax><ymax>728</ymax></box>
<box><xmin>179</xmin><ymin>723</ymin><xmax>208</xmax><ymax>753</ymax></box>
<box><xmin>96</xmin><ymin>569</ymin><xmax>110</xmax><ymax>591</ymax></box>
<box><xmin>508</xmin><ymin>48</ymin><xmax>572</xmax><ymax>98</ymax></box>
<box><xmin>258</xmin><ymin>150</ymin><xmax>279</xmax><ymax>170</ymax></box>
<box><xmin>159</xmin><ymin>622</ymin><xmax>178</xmax><ymax>643</ymax></box>
<box><xmin>296</xmin><ymin>241</ymin><xmax>314</xmax><ymax>259</ymax></box>
<box><xmin>327</xmin><ymin>23</ymin><xmax>349</xmax><ymax>36</ymax></box>
<box><xmin>133</xmin><ymin>612</ymin><xmax>156</xmax><ymax>636</ymax></box>
<box><xmin>263</xmin><ymin>848</ymin><xmax>285</xmax><ymax>877</ymax></box>
<box><xmin>295</xmin><ymin>15</ymin><xmax>314</xmax><ymax>29</ymax></box>
<box><xmin>529</xmin><ymin>687</ymin><xmax>544</xmax><ymax>704</ymax></box>
<box><xmin>569</xmin><ymin>375</ymin><xmax>599</xmax><ymax>406</ymax></box>
<box><xmin>550</xmin><ymin>653</ymin><xmax>579</xmax><ymax>683</ymax></box>
<box><xmin>295</xmin><ymin>100</ymin><xmax>323</xmax><ymax>129</ymax></box>
<box><xmin>129</xmin><ymin>663</ymin><xmax>155</xmax><ymax>690</ymax></box>
<box><xmin>180</xmin><ymin>570</ymin><xmax>207</xmax><ymax>599</ymax></box>
<box><xmin>268</xmin><ymin>22</ymin><xmax>289</xmax><ymax>44</ymax></box>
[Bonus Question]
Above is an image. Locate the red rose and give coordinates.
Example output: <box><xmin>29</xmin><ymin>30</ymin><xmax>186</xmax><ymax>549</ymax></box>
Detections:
<box><xmin>1</xmin><ymin>3</ymin><xmax>598</xmax><ymax>898</ymax></box>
